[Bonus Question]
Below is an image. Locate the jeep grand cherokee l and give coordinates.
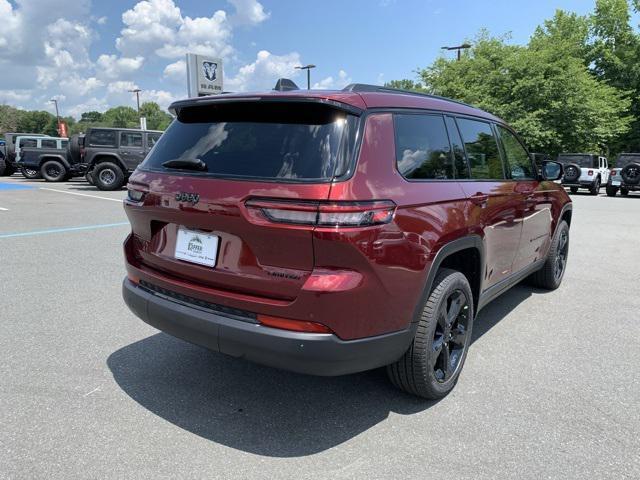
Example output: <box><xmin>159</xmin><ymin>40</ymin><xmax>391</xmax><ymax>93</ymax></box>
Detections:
<box><xmin>122</xmin><ymin>83</ymin><xmax>571</xmax><ymax>399</ymax></box>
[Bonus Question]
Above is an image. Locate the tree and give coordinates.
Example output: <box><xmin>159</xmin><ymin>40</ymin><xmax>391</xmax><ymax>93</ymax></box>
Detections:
<box><xmin>139</xmin><ymin>102</ymin><xmax>172</xmax><ymax>130</ymax></box>
<box><xmin>0</xmin><ymin>105</ymin><xmax>23</xmax><ymax>135</ymax></box>
<box><xmin>16</xmin><ymin>110</ymin><xmax>55</xmax><ymax>134</ymax></box>
<box><xmin>102</xmin><ymin>106</ymin><xmax>139</xmax><ymax>128</ymax></box>
<box><xmin>80</xmin><ymin>111</ymin><xmax>103</xmax><ymax>123</ymax></box>
<box><xmin>384</xmin><ymin>79</ymin><xmax>426</xmax><ymax>92</ymax></box>
<box><xmin>415</xmin><ymin>18</ymin><xmax>631</xmax><ymax>156</ymax></box>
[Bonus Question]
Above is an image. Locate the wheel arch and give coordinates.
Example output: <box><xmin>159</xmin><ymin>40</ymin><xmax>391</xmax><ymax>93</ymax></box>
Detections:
<box><xmin>90</xmin><ymin>154</ymin><xmax>126</xmax><ymax>172</ymax></box>
<box><xmin>415</xmin><ymin>235</ymin><xmax>484</xmax><ymax>324</ymax></box>
<box><xmin>39</xmin><ymin>154</ymin><xmax>70</xmax><ymax>169</ymax></box>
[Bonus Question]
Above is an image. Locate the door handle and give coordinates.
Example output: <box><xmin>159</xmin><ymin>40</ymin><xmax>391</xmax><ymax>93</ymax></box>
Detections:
<box><xmin>469</xmin><ymin>193</ymin><xmax>489</xmax><ymax>208</ymax></box>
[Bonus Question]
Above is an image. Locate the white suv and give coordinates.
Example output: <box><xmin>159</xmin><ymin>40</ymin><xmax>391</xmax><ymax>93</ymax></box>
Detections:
<box><xmin>559</xmin><ymin>153</ymin><xmax>609</xmax><ymax>195</ymax></box>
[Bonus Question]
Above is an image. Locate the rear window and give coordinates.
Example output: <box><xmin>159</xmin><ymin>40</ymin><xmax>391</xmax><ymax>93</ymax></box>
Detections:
<box><xmin>88</xmin><ymin>130</ymin><xmax>117</xmax><ymax>147</ymax></box>
<box><xmin>616</xmin><ymin>155</ymin><xmax>640</xmax><ymax>168</ymax></box>
<box><xmin>558</xmin><ymin>155</ymin><xmax>596</xmax><ymax>168</ymax></box>
<box><xmin>140</xmin><ymin>102</ymin><xmax>358</xmax><ymax>182</ymax></box>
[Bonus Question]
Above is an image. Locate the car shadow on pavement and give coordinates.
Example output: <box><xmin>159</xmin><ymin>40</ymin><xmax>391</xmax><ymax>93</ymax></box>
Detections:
<box><xmin>107</xmin><ymin>284</ymin><xmax>541</xmax><ymax>457</ymax></box>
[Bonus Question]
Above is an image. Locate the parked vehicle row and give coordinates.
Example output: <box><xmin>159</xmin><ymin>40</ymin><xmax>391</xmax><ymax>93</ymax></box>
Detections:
<box><xmin>2</xmin><ymin>127</ymin><xmax>163</xmax><ymax>190</ymax></box>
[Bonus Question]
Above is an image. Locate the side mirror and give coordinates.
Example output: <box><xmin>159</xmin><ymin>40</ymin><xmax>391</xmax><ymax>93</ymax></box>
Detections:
<box><xmin>541</xmin><ymin>161</ymin><xmax>563</xmax><ymax>181</ymax></box>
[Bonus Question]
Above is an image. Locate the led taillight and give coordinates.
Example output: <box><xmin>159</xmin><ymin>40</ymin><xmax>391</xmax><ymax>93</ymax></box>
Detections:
<box><xmin>245</xmin><ymin>199</ymin><xmax>396</xmax><ymax>228</ymax></box>
<box><xmin>588</xmin><ymin>170</ymin><xmax>594</xmax><ymax>176</ymax></box>
<box><xmin>611</xmin><ymin>170</ymin><xmax>617</xmax><ymax>175</ymax></box>
<box><xmin>257</xmin><ymin>315</ymin><xmax>332</xmax><ymax>333</ymax></box>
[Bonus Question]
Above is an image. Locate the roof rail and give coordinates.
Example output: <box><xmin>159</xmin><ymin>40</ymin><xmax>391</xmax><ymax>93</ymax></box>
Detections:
<box><xmin>341</xmin><ymin>83</ymin><xmax>477</xmax><ymax>109</ymax></box>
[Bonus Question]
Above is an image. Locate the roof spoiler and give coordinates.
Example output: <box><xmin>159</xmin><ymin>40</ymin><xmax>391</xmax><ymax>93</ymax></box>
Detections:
<box><xmin>273</xmin><ymin>78</ymin><xmax>300</xmax><ymax>91</ymax></box>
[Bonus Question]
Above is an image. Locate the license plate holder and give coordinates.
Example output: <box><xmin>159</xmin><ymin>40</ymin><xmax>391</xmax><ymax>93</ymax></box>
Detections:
<box><xmin>174</xmin><ymin>227</ymin><xmax>219</xmax><ymax>267</ymax></box>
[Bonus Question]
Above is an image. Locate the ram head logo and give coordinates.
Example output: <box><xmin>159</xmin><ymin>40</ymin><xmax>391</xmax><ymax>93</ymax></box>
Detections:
<box><xmin>202</xmin><ymin>61</ymin><xmax>218</xmax><ymax>82</ymax></box>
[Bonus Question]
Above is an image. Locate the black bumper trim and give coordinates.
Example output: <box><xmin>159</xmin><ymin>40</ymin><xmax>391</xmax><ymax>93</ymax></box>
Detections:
<box><xmin>122</xmin><ymin>278</ymin><xmax>414</xmax><ymax>376</ymax></box>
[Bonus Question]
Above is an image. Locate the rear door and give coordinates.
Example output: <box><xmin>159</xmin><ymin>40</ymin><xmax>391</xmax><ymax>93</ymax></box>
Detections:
<box><xmin>119</xmin><ymin>131</ymin><xmax>145</xmax><ymax>171</ymax></box>
<box><xmin>454</xmin><ymin>117</ymin><xmax>523</xmax><ymax>289</ymax></box>
<box><xmin>126</xmin><ymin>101</ymin><xmax>359</xmax><ymax>301</ymax></box>
<box><xmin>496</xmin><ymin>125</ymin><xmax>552</xmax><ymax>272</ymax></box>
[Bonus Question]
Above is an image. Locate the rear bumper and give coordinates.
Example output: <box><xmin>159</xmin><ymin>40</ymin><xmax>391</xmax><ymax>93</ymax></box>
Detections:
<box><xmin>562</xmin><ymin>180</ymin><xmax>595</xmax><ymax>188</ymax></box>
<box><xmin>122</xmin><ymin>278</ymin><xmax>413</xmax><ymax>376</ymax></box>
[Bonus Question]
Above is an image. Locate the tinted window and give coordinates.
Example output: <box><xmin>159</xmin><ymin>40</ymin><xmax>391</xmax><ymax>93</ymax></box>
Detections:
<box><xmin>616</xmin><ymin>155</ymin><xmax>640</xmax><ymax>167</ymax></box>
<box><xmin>147</xmin><ymin>133</ymin><xmax>161</xmax><ymax>147</ymax></box>
<box><xmin>445</xmin><ymin>116</ymin><xmax>470</xmax><ymax>179</ymax></box>
<box><xmin>41</xmin><ymin>139</ymin><xmax>57</xmax><ymax>149</ymax></box>
<box><xmin>557</xmin><ymin>155</ymin><xmax>596</xmax><ymax>168</ymax></box>
<box><xmin>141</xmin><ymin>102</ymin><xmax>357</xmax><ymax>182</ymax></box>
<box><xmin>394</xmin><ymin>114</ymin><xmax>454</xmax><ymax>180</ymax></box>
<box><xmin>497</xmin><ymin>126</ymin><xmax>534</xmax><ymax>179</ymax></box>
<box><xmin>19</xmin><ymin>138</ymin><xmax>38</xmax><ymax>148</ymax></box>
<box><xmin>88</xmin><ymin>130</ymin><xmax>116</xmax><ymax>147</ymax></box>
<box><xmin>457</xmin><ymin>119</ymin><xmax>504</xmax><ymax>179</ymax></box>
<box><xmin>121</xmin><ymin>132</ymin><xmax>143</xmax><ymax>148</ymax></box>
<box><xmin>61</xmin><ymin>140</ymin><xmax>69</xmax><ymax>149</ymax></box>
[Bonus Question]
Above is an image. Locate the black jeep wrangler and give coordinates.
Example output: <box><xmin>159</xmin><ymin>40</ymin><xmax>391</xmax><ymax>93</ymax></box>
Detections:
<box><xmin>606</xmin><ymin>153</ymin><xmax>640</xmax><ymax>197</ymax></box>
<box><xmin>84</xmin><ymin>128</ymin><xmax>162</xmax><ymax>190</ymax></box>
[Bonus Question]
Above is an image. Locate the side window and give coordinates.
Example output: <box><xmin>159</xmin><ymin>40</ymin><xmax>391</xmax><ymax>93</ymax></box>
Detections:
<box><xmin>89</xmin><ymin>130</ymin><xmax>117</xmax><ymax>147</ymax></box>
<box><xmin>394</xmin><ymin>114</ymin><xmax>454</xmax><ymax>180</ymax></box>
<box><xmin>496</xmin><ymin>125</ymin><xmax>534</xmax><ymax>179</ymax></box>
<box><xmin>147</xmin><ymin>133</ymin><xmax>161</xmax><ymax>148</ymax></box>
<box><xmin>120</xmin><ymin>132</ymin><xmax>143</xmax><ymax>148</ymax></box>
<box><xmin>445</xmin><ymin>116</ymin><xmax>470</xmax><ymax>179</ymax></box>
<box><xmin>20</xmin><ymin>138</ymin><xmax>38</xmax><ymax>148</ymax></box>
<box><xmin>456</xmin><ymin>118</ymin><xmax>504</xmax><ymax>180</ymax></box>
<box><xmin>61</xmin><ymin>140</ymin><xmax>69</xmax><ymax>149</ymax></box>
<box><xmin>41</xmin><ymin>139</ymin><xmax>57</xmax><ymax>149</ymax></box>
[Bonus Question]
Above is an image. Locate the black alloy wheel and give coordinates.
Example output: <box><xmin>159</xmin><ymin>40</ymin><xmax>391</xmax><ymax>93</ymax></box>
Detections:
<box><xmin>432</xmin><ymin>289</ymin><xmax>471</xmax><ymax>383</ymax></box>
<box><xmin>554</xmin><ymin>229</ymin><xmax>569</xmax><ymax>282</ymax></box>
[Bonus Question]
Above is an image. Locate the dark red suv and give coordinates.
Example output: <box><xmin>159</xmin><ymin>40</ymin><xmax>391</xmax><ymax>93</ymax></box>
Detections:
<box><xmin>122</xmin><ymin>83</ymin><xmax>571</xmax><ymax>399</ymax></box>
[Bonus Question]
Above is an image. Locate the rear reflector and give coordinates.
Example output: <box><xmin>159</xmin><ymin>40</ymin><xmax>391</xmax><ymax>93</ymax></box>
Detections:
<box><xmin>245</xmin><ymin>199</ymin><xmax>396</xmax><ymax>228</ymax></box>
<box><xmin>302</xmin><ymin>270</ymin><xmax>363</xmax><ymax>292</ymax></box>
<box><xmin>127</xmin><ymin>272</ymin><xmax>140</xmax><ymax>284</ymax></box>
<box><xmin>258</xmin><ymin>315</ymin><xmax>332</xmax><ymax>333</ymax></box>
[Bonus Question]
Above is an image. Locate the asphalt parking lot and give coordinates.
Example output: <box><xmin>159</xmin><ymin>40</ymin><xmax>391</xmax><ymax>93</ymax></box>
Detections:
<box><xmin>1</xmin><ymin>175</ymin><xmax>639</xmax><ymax>480</ymax></box>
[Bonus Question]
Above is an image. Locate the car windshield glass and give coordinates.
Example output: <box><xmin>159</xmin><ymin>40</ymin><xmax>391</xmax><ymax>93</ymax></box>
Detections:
<box><xmin>141</xmin><ymin>102</ymin><xmax>358</xmax><ymax>182</ymax></box>
<box><xmin>558</xmin><ymin>155</ymin><xmax>594</xmax><ymax>168</ymax></box>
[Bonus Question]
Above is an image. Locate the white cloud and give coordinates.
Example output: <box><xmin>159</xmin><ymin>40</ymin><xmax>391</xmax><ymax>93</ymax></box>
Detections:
<box><xmin>163</xmin><ymin>60</ymin><xmax>186</xmax><ymax>84</ymax></box>
<box><xmin>225</xmin><ymin>50</ymin><xmax>302</xmax><ymax>92</ymax></box>
<box><xmin>313</xmin><ymin>70</ymin><xmax>352</xmax><ymax>90</ymax></box>
<box><xmin>228</xmin><ymin>0</ymin><xmax>269</xmax><ymax>26</ymax></box>
<box><xmin>155</xmin><ymin>11</ymin><xmax>233</xmax><ymax>59</ymax></box>
<box><xmin>96</xmin><ymin>16</ymin><xmax>107</xmax><ymax>25</ymax></box>
<box><xmin>96</xmin><ymin>54</ymin><xmax>144</xmax><ymax>79</ymax></box>
<box><xmin>116</xmin><ymin>0</ymin><xmax>182</xmax><ymax>56</ymax></box>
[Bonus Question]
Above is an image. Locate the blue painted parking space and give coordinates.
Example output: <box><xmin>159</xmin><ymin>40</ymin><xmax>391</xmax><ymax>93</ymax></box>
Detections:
<box><xmin>0</xmin><ymin>182</ymin><xmax>35</xmax><ymax>191</ymax></box>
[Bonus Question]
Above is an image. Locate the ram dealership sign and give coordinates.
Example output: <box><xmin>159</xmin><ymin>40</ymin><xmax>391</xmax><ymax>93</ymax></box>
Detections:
<box><xmin>187</xmin><ymin>54</ymin><xmax>224</xmax><ymax>97</ymax></box>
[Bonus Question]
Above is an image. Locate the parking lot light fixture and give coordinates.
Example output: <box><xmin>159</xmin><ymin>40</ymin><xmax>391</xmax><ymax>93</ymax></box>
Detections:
<box><xmin>295</xmin><ymin>64</ymin><xmax>316</xmax><ymax>89</ymax></box>
<box><xmin>441</xmin><ymin>43</ymin><xmax>472</xmax><ymax>61</ymax></box>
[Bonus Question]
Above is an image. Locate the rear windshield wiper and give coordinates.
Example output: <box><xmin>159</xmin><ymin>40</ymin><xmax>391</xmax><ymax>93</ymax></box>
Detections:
<box><xmin>161</xmin><ymin>158</ymin><xmax>208</xmax><ymax>171</ymax></box>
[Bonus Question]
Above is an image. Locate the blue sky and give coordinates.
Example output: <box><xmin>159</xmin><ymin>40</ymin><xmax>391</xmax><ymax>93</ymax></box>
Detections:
<box><xmin>0</xmin><ymin>0</ymin><xmax>624</xmax><ymax>118</ymax></box>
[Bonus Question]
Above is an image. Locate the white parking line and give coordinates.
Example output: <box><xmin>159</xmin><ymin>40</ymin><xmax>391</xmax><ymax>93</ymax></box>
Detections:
<box><xmin>0</xmin><ymin>207</ymin><xmax>8</xmax><ymax>211</ymax></box>
<box><xmin>39</xmin><ymin>188</ymin><xmax>124</xmax><ymax>203</ymax></box>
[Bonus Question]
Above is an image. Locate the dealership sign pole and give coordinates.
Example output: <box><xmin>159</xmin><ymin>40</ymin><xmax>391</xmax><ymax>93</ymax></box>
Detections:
<box><xmin>186</xmin><ymin>54</ymin><xmax>223</xmax><ymax>97</ymax></box>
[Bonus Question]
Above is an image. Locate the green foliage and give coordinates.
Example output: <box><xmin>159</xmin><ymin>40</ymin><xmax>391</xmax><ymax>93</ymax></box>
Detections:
<box><xmin>391</xmin><ymin>2</ymin><xmax>640</xmax><ymax>158</ymax></box>
<box><xmin>16</xmin><ymin>110</ymin><xmax>55</xmax><ymax>134</ymax></box>
<box><xmin>101</xmin><ymin>106</ymin><xmax>139</xmax><ymax>129</ymax></box>
<box><xmin>80</xmin><ymin>111</ymin><xmax>103</xmax><ymax>123</ymax></box>
<box><xmin>139</xmin><ymin>102</ymin><xmax>173</xmax><ymax>130</ymax></box>
<box><xmin>384</xmin><ymin>79</ymin><xmax>426</xmax><ymax>92</ymax></box>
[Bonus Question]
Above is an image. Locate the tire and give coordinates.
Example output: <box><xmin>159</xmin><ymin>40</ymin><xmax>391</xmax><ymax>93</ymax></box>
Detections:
<box><xmin>85</xmin><ymin>171</ymin><xmax>94</xmax><ymax>185</ymax></box>
<box><xmin>620</xmin><ymin>163</ymin><xmax>640</xmax><ymax>185</ymax></box>
<box><xmin>93</xmin><ymin>162</ymin><xmax>125</xmax><ymax>191</ymax></box>
<box><xmin>1</xmin><ymin>164</ymin><xmax>15</xmax><ymax>176</ymax></box>
<box><xmin>40</xmin><ymin>160</ymin><xmax>67</xmax><ymax>182</ymax></box>
<box><xmin>621</xmin><ymin>188</ymin><xmax>629</xmax><ymax>196</ymax></box>
<box><xmin>570</xmin><ymin>186</ymin><xmax>578</xmax><ymax>194</ymax></box>
<box><xmin>528</xmin><ymin>220</ymin><xmax>569</xmax><ymax>290</ymax></box>
<box><xmin>590</xmin><ymin>177</ymin><xmax>601</xmax><ymax>195</ymax></box>
<box><xmin>606</xmin><ymin>184</ymin><xmax>618</xmax><ymax>197</ymax></box>
<box><xmin>20</xmin><ymin>166</ymin><xmax>40</xmax><ymax>179</ymax></box>
<box><xmin>387</xmin><ymin>269</ymin><xmax>474</xmax><ymax>399</ymax></box>
<box><xmin>563</xmin><ymin>163</ymin><xmax>581</xmax><ymax>183</ymax></box>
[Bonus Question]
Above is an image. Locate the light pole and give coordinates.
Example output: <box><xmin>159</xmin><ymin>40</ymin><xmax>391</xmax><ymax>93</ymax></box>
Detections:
<box><xmin>50</xmin><ymin>99</ymin><xmax>60</xmax><ymax>125</ymax></box>
<box><xmin>128</xmin><ymin>88</ymin><xmax>142</xmax><ymax>116</ymax></box>
<box><xmin>441</xmin><ymin>43</ymin><xmax>472</xmax><ymax>61</ymax></box>
<box><xmin>295</xmin><ymin>64</ymin><xmax>316</xmax><ymax>90</ymax></box>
